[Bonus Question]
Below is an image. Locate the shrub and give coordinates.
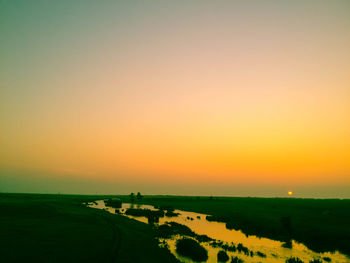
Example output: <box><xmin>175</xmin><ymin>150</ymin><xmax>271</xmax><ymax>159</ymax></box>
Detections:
<box><xmin>236</xmin><ymin>243</ymin><xmax>250</xmax><ymax>255</ymax></box>
<box><xmin>165</xmin><ymin>210</ymin><xmax>179</xmax><ymax>217</ymax></box>
<box><xmin>158</xmin><ymin>205</ymin><xmax>175</xmax><ymax>211</ymax></box>
<box><xmin>104</xmin><ymin>198</ymin><xmax>122</xmax><ymax>208</ymax></box>
<box><xmin>217</xmin><ymin>250</ymin><xmax>229</xmax><ymax>262</ymax></box>
<box><xmin>196</xmin><ymin>234</ymin><xmax>212</xmax><ymax>242</ymax></box>
<box><xmin>156</xmin><ymin>222</ymin><xmax>193</xmax><ymax>238</ymax></box>
<box><xmin>175</xmin><ymin>238</ymin><xmax>208</xmax><ymax>262</ymax></box>
<box><xmin>125</xmin><ymin>208</ymin><xmax>164</xmax><ymax>217</ymax></box>
<box><xmin>156</xmin><ymin>224</ymin><xmax>173</xmax><ymax>238</ymax></box>
<box><xmin>256</xmin><ymin>251</ymin><xmax>266</xmax><ymax>258</ymax></box>
<box><xmin>309</xmin><ymin>259</ymin><xmax>322</xmax><ymax>263</ymax></box>
<box><xmin>282</xmin><ymin>240</ymin><xmax>293</xmax><ymax>248</ymax></box>
<box><xmin>286</xmin><ymin>257</ymin><xmax>304</xmax><ymax>263</ymax></box>
<box><xmin>231</xmin><ymin>256</ymin><xmax>244</xmax><ymax>263</ymax></box>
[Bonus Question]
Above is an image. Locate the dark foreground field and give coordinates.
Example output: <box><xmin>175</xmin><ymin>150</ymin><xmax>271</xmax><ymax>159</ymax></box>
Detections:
<box><xmin>1</xmin><ymin>193</ymin><xmax>349</xmax><ymax>263</ymax></box>
<box><xmin>117</xmin><ymin>195</ymin><xmax>350</xmax><ymax>256</ymax></box>
<box><xmin>0</xmin><ymin>193</ymin><xmax>179</xmax><ymax>263</ymax></box>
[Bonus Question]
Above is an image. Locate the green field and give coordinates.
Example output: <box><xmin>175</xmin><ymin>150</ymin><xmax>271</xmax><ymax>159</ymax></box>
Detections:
<box><xmin>0</xmin><ymin>193</ymin><xmax>179</xmax><ymax>263</ymax></box>
<box><xmin>116</xmin><ymin>195</ymin><xmax>350</xmax><ymax>256</ymax></box>
<box><xmin>1</xmin><ymin>193</ymin><xmax>349</xmax><ymax>263</ymax></box>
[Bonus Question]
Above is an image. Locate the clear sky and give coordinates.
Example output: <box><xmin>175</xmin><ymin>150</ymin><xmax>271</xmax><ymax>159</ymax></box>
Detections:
<box><xmin>1</xmin><ymin>0</ymin><xmax>349</xmax><ymax>197</ymax></box>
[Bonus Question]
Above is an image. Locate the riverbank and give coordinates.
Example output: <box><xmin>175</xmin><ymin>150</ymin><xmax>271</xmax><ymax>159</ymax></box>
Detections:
<box><xmin>116</xmin><ymin>195</ymin><xmax>350</xmax><ymax>257</ymax></box>
<box><xmin>0</xmin><ymin>193</ymin><xmax>179</xmax><ymax>263</ymax></box>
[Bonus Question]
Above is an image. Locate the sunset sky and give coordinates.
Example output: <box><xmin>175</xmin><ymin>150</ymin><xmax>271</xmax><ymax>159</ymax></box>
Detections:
<box><xmin>1</xmin><ymin>1</ymin><xmax>349</xmax><ymax>197</ymax></box>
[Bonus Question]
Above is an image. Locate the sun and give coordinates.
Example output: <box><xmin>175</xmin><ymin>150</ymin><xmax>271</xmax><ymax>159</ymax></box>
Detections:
<box><xmin>288</xmin><ymin>191</ymin><xmax>293</xmax><ymax>196</ymax></box>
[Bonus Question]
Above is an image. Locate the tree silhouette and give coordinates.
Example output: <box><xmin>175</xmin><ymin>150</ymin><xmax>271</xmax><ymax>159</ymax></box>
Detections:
<box><xmin>136</xmin><ymin>192</ymin><xmax>143</xmax><ymax>201</ymax></box>
<box><xmin>129</xmin><ymin>192</ymin><xmax>135</xmax><ymax>202</ymax></box>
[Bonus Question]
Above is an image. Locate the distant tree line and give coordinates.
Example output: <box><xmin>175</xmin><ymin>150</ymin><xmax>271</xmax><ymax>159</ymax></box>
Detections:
<box><xmin>129</xmin><ymin>192</ymin><xmax>143</xmax><ymax>202</ymax></box>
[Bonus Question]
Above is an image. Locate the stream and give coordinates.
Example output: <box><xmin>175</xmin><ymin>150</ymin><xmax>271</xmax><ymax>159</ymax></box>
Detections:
<box><xmin>88</xmin><ymin>200</ymin><xmax>349</xmax><ymax>263</ymax></box>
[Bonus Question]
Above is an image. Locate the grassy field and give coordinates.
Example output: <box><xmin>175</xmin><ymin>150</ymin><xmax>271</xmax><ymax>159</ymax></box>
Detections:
<box><xmin>2</xmin><ymin>193</ymin><xmax>349</xmax><ymax>262</ymax></box>
<box><xmin>117</xmin><ymin>195</ymin><xmax>350</xmax><ymax>256</ymax></box>
<box><xmin>0</xmin><ymin>193</ymin><xmax>179</xmax><ymax>263</ymax></box>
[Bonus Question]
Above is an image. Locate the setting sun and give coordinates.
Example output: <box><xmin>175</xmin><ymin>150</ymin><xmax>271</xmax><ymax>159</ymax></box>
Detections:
<box><xmin>1</xmin><ymin>1</ymin><xmax>350</xmax><ymax>263</ymax></box>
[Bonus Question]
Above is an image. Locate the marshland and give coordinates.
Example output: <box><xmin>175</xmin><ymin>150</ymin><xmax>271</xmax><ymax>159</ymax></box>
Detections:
<box><xmin>2</xmin><ymin>193</ymin><xmax>349</xmax><ymax>263</ymax></box>
<box><xmin>1</xmin><ymin>1</ymin><xmax>350</xmax><ymax>263</ymax></box>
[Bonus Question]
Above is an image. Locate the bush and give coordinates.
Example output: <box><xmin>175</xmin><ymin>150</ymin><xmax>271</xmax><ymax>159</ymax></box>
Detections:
<box><xmin>282</xmin><ymin>239</ymin><xmax>293</xmax><ymax>248</ymax></box>
<box><xmin>309</xmin><ymin>259</ymin><xmax>322</xmax><ymax>263</ymax></box>
<box><xmin>104</xmin><ymin>198</ymin><xmax>122</xmax><ymax>208</ymax></box>
<box><xmin>231</xmin><ymin>256</ymin><xmax>244</xmax><ymax>263</ymax></box>
<box><xmin>156</xmin><ymin>224</ymin><xmax>173</xmax><ymax>238</ymax></box>
<box><xmin>217</xmin><ymin>250</ymin><xmax>229</xmax><ymax>262</ymax></box>
<box><xmin>125</xmin><ymin>208</ymin><xmax>164</xmax><ymax>217</ymax></box>
<box><xmin>236</xmin><ymin>243</ymin><xmax>250</xmax><ymax>255</ymax></box>
<box><xmin>158</xmin><ymin>205</ymin><xmax>175</xmax><ymax>211</ymax></box>
<box><xmin>256</xmin><ymin>251</ymin><xmax>266</xmax><ymax>258</ymax></box>
<box><xmin>165</xmin><ymin>210</ymin><xmax>179</xmax><ymax>217</ymax></box>
<box><xmin>156</xmin><ymin>222</ymin><xmax>213</xmax><ymax>243</ymax></box>
<box><xmin>196</xmin><ymin>234</ymin><xmax>212</xmax><ymax>242</ymax></box>
<box><xmin>176</xmin><ymin>238</ymin><xmax>208</xmax><ymax>262</ymax></box>
<box><xmin>286</xmin><ymin>257</ymin><xmax>304</xmax><ymax>263</ymax></box>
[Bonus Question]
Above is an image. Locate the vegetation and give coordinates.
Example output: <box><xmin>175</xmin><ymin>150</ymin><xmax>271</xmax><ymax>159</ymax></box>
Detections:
<box><xmin>282</xmin><ymin>239</ymin><xmax>293</xmax><ymax>248</ymax></box>
<box><xmin>104</xmin><ymin>198</ymin><xmax>122</xmax><ymax>208</ymax></box>
<box><xmin>3</xmin><ymin>193</ymin><xmax>349</xmax><ymax>262</ymax></box>
<box><xmin>125</xmin><ymin>208</ymin><xmax>166</xmax><ymax>224</ymax></box>
<box><xmin>157</xmin><ymin>222</ymin><xmax>194</xmax><ymax>238</ymax></box>
<box><xmin>231</xmin><ymin>256</ymin><xmax>244</xmax><ymax>263</ymax></box>
<box><xmin>155</xmin><ymin>205</ymin><xmax>175</xmax><ymax>211</ymax></box>
<box><xmin>0</xmin><ymin>193</ymin><xmax>179</xmax><ymax>263</ymax></box>
<box><xmin>115</xmin><ymin>195</ymin><xmax>350</xmax><ymax>256</ymax></box>
<box><xmin>256</xmin><ymin>251</ymin><xmax>266</xmax><ymax>258</ymax></box>
<box><xmin>156</xmin><ymin>222</ymin><xmax>212</xmax><ymax>243</ymax></box>
<box><xmin>210</xmin><ymin>240</ymin><xmax>237</xmax><ymax>252</ymax></box>
<box><xmin>309</xmin><ymin>259</ymin><xmax>322</xmax><ymax>263</ymax></box>
<box><xmin>236</xmin><ymin>243</ymin><xmax>248</xmax><ymax>254</ymax></box>
<box><xmin>137</xmin><ymin>192</ymin><xmax>143</xmax><ymax>201</ymax></box>
<box><xmin>125</xmin><ymin>208</ymin><xmax>165</xmax><ymax>217</ymax></box>
<box><xmin>129</xmin><ymin>192</ymin><xmax>135</xmax><ymax>202</ymax></box>
<box><xmin>175</xmin><ymin>238</ymin><xmax>208</xmax><ymax>262</ymax></box>
<box><xmin>209</xmin><ymin>239</ymin><xmax>266</xmax><ymax>258</ymax></box>
<box><xmin>286</xmin><ymin>257</ymin><xmax>304</xmax><ymax>263</ymax></box>
<box><xmin>165</xmin><ymin>210</ymin><xmax>180</xmax><ymax>217</ymax></box>
<box><xmin>217</xmin><ymin>250</ymin><xmax>229</xmax><ymax>262</ymax></box>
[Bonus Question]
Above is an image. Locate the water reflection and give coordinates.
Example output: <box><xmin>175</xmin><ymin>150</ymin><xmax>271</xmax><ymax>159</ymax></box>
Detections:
<box><xmin>88</xmin><ymin>201</ymin><xmax>349</xmax><ymax>263</ymax></box>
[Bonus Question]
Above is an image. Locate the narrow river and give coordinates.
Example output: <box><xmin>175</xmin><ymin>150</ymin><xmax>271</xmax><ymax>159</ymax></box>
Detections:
<box><xmin>88</xmin><ymin>200</ymin><xmax>349</xmax><ymax>263</ymax></box>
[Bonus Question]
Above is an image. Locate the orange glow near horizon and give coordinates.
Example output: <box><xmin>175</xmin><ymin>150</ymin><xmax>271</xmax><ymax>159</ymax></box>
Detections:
<box><xmin>1</xmin><ymin>1</ymin><xmax>350</xmax><ymax>196</ymax></box>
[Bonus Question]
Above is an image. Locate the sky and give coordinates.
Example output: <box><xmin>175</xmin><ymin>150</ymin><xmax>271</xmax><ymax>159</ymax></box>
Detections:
<box><xmin>1</xmin><ymin>0</ymin><xmax>349</xmax><ymax>197</ymax></box>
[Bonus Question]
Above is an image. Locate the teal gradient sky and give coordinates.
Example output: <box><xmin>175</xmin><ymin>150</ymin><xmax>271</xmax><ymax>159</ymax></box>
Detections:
<box><xmin>1</xmin><ymin>1</ymin><xmax>350</xmax><ymax>197</ymax></box>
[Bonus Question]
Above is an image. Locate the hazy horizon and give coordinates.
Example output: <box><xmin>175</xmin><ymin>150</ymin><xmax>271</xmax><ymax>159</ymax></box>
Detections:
<box><xmin>1</xmin><ymin>168</ymin><xmax>349</xmax><ymax>198</ymax></box>
<box><xmin>1</xmin><ymin>1</ymin><xmax>349</xmax><ymax>198</ymax></box>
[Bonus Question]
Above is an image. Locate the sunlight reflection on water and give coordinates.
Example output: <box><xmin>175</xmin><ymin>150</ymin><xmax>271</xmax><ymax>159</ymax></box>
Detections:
<box><xmin>88</xmin><ymin>200</ymin><xmax>349</xmax><ymax>263</ymax></box>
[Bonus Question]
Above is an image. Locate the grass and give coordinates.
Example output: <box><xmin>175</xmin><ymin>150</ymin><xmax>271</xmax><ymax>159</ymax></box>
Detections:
<box><xmin>2</xmin><ymin>193</ymin><xmax>349</xmax><ymax>262</ymax></box>
<box><xmin>0</xmin><ymin>193</ymin><xmax>179</xmax><ymax>263</ymax></box>
<box><xmin>116</xmin><ymin>195</ymin><xmax>350</xmax><ymax>256</ymax></box>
